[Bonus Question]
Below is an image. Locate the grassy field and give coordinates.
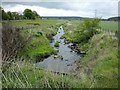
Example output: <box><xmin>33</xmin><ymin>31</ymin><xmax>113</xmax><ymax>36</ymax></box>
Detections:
<box><xmin>63</xmin><ymin>20</ymin><xmax>118</xmax><ymax>32</ymax></box>
<box><xmin>2</xmin><ymin>20</ymin><xmax>118</xmax><ymax>88</ymax></box>
<box><xmin>100</xmin><ymin>21</ymin><xmax>118</xmax><ymax>31</ymax></box>
<box><xmin>3</xmin><ymin>19</ymin><xmax>118</xmax><ymax>32</ymax></box>
<box><xmin>9</xmin><ymin>19</ymin><xmax>63</xmax><ymax>27</ymax></box>
<box><xmin>77</xmin><ymin>32</ymin><xmax>118</xmax><ymax>87</ymax></box>
<box><xmin>61</xmin><ymin>20</ymin><xmax>118</xmax><ymax>88</ymax></box>
<box><xmin>2</xmin><ymin>60</ymin><xmax>90</xmax><ymax>88</ymax></box>
<box><xmin>7</xmin><ymin>19</ymin><xmax>64</xmax><ymax>62</ymax></box>
<box><xmin>2</xmin><ymin>19</ymin><xmax>118</xmax><ymax>88</ymax></box>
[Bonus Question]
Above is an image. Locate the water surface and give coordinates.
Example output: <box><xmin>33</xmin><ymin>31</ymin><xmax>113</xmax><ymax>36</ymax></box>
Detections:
<box><xmin>36</xmin><ymin>26</ymin><xmax>81</xmax><ymax>73</ymax></box>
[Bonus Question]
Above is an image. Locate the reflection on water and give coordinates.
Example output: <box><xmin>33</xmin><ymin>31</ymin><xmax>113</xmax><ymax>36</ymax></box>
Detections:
<box><xmin>36</xmin><ymin>26</ymin><xmax>81</xmax><ymax>73</ymax></box>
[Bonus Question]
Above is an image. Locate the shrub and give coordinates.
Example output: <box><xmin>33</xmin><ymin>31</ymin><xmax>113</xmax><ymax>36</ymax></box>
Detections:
<box><xmin>2</xmin><ymin>23</ymin><xmax>26</xmax><ymax>71</ymax></box>
<box><xmin>75</xmin><ymin>18</ymin><xmax>101</xmax><ymax>43</ymax></box>
<box><xmin>54</xmin><ymin>41</ymin><xmax>59</xmax><ymax>47</ymax></box>
<box><xmin>34</xmin><ymin>32</ymin><xmax>43</xmax><ymax>37</ymax></box>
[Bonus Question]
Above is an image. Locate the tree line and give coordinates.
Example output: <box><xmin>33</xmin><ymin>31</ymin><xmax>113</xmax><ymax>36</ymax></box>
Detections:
<box><xmin>1</xmin><ymin>7</ymin><xmax>41</xmax><ymax>20</ymax></box>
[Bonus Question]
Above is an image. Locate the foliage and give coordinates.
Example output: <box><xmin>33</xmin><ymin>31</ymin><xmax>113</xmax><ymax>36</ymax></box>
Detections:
<box><xmin>34</xmin><ymin>32</ymin><xmax>43</xmax><ymax>37</ymax></box>
<box><xmin>62</xmin><ymin>19</ymin><xmax>118</xmax><ymax>88</ymax></box>
<box><xmin>3</xmin><ymin>32</ymin><xmax>118</xmax><ymax>88</ymax></box>
<box><xmin>23</xmin><ymin>9</ymin><xmax>40</xmax><ymax>20</ymax></box>
<box><xmin>1</xmin><ymin>15</ymin><xmax>118</xmax><ymax>88</ymax></box>
<box><xmin>1</xmin><ymin>7</ymin><xmax>41</xmax><ymax>20</ymax></box>
<box><xmin>23</xmin><ymin>9</ymin><xmax>35</xmax><ymax>19</ymax></box>
<box><xmin>63</xmin><ymin>18</ymin><xmax>101</xmax><ymax>43</ymax></box>
<box><xmin>54</xmin><ymin>41</ymin><xmax>59</xmax><ymax>47</ymax></box>
<box><xmin>1</xmin><ymin>8</ymin><xmax>9</xmax><ymax>20</ymax></box>
<box><xmin>7</xmin><ymin>11</ymin><xmax>14</xmax><ymax>20</ymax></box>
<box><xmin>77</xmin><ymin>33</ymin><xmax>118</xmax><ymax>88</ymax></box>
<box><xmin>19</xmin><ymin>29</ymin><xmax>55</xmax><ymax>62</ymax></box>
<box><xmin>75</xmin><ymin>18</ymin><xmax>101</xmax><ymax>43</ymax></box>
<box><xmin>2</xmin><ymin>60</ymin><xmax>89</xmax><ymax>88</ymax></box>
<box><xmin>2</xmin><ymin>23</ymin><xmax>27</xmax><ymax>71</ymax></box>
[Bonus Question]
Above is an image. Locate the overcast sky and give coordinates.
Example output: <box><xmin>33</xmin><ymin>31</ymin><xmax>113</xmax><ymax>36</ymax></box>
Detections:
<box><xmin>1</xmin><ymin>0</ymin><xmax>119</xmax><ymax>19</ymax></box>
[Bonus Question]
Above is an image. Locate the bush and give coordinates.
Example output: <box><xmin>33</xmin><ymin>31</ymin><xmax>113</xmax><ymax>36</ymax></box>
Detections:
<box><xmin>75</xmin><ymin>18</ymin><xmax>101</xmax><ymax>43</ymax></box>
<box><xmin>54</xmin><ymin>41</ymin><xmax>59</xmax><ymax>47</ymax></box>
<box><xmin>34</xmin><ymin>32</ymin><xmax>43</xmax><ymax>37</ymax></box>
<box><xmin>2</xmin><ymin>23</ymin><xmax>26</xmax><ymax>71</ymax></box>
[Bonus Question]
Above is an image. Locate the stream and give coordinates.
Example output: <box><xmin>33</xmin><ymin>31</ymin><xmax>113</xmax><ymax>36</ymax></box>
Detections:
<box><xmin>36</xmin><ymin>26</ymin><xmax>81</xmax><ymax>74</ymax></box>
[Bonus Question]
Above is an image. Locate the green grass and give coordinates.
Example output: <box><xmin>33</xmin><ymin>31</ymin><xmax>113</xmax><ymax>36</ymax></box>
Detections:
<box><xmin>18</xmin><ymin>20</ymin><xmax>63</xmax><ymax>61</ymax></box>
<box><xmin>77</xmin><ymin>32</ymin><xmax>118</xmax><ymax>88</ymax></box>
<box><xmin>10</xmin><ymin>19</ymin><xmax>66</xmax><ymax>62</ymax></box>
<box><xmin>54</xmin><ymin>41</ymin><xmax>59</xmax><ymax>47</ymax></box>
<box><xmin>2</xmin><ymin>60</ymin><xmax>91</xmax><ymax>88</ymax></box>
<box><xmin>3</xmin><ymin>31</ymin><xmax>118</xmax><ymax>88</ymax></box>
<box><xmin>63</xmin><ymin>20</ymin><xmax>118</xmax><ymax>42</ymax></box>
<box><xmin>21</xmin><ymin>33</ymin><xmax>55</xmax><ymax>61</ymax></box>
<box><xmin>63</xmin><ymin>20</ymin><xmax>118</xmax><ymax>32</ymax></box>
<box><xmin>100</xmin><ymin>21</ymin><xmax>118</xmax><ymax>31</ymax></box>
<box><xmin>2</xmin><ymin>19</ymin><xmax>118</xmax><ymax>88</ymax></box>
<box><xmin>62</xmin><ymin>20</ymin><xmax>118</xmax><ymax>88</ymax></box>
<box><xmin>9</xmin><ymin>19</ymin><xmax>63</xmax><ymax>27</ymax></box>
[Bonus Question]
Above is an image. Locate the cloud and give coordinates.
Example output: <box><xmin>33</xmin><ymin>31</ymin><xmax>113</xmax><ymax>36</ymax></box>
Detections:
<box><xmin>2</xmin><ymin>4</ymin><xmax>82</xmax><ymax>16</ymax></box>
<box><xmin>2</xmin><ymin>0</ymin><xmax>119</xmax><ymax>19</ymax></box>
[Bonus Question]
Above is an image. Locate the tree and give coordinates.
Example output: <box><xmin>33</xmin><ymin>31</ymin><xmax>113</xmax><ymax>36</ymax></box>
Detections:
<box><xmin>33</xmin><ymin>11</ymin><xmax>40</xmax><ymax>18</ymax></box>
<box><xmin>23</xmin><ymin>9</ymin><xmax>35</xmax><ymax>20</ymax></box>
<box><xmin>12</xmin><ymin>12</ymin><xmax>20</xmax><ymax>20</ymax></box>
<box><xmin>2</xmin><ymin>8</ymin><xmax>9</xmax><ymax>20</ymax></box>
<box><xmin>7</xmin><ymin>11</ymin><xmax>14</xmax><ymax>20</ymax></box>
<box><xmin>23</xmin><ymin>9</ymin><xmax>40</xmax><ymax>20</ymax></box>
<box><xmin>1</xmin><ymin>7</ymin><xmax>40</xmax><ymax>20</ymax></box>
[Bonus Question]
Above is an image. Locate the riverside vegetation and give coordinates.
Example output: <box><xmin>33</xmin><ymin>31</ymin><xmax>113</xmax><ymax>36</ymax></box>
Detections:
<box><xmin>2</xmin><ymin>18</ymin><xmax>118</xmax><ymax>88</ymax></box>
<box><xmin>2</xmin><ymin>8</ymin><xmax>118</xmax><ymax>88</ymax></box>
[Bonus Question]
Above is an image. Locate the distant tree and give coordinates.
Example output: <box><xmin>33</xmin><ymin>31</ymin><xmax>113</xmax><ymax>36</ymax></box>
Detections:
<box><xmin>23</xmin><ymin>9</ymin><xmax>35</xmax><ymax>20</ymax></box>
<box><xmin>1</xmin><ymin>8</ymin><xmax>9</xmax><ymax>20</ymax></box>
<box><xmin>33</xmin><ymin>11</ymin><xmax>40</xmax><ymax>18</ymax></box>
<box><xmin>12</xmin><ymin>12</ymin><xmax>20</xmax><ymax>20</ymax></box>
<box><xmin>19</xmin><ymin>14</ymin><xmax>24</xmax><ymax>20</ymax></box>
<box><xmin>7</xmin><ymin>11</ymin><xmax>14</xmax><ymax>20</ymax></box>
<box><xmin>23</xmin><ymin>9</ymin><xmax>40</xmax><ymax>20</ymax></box>
<box><xmin>1</xmin><ymin>7</ymin><xmax>40</xmax><ymax>20</ymax></box>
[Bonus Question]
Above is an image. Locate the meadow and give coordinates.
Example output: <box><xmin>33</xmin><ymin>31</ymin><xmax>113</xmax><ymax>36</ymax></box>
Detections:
<box><xmin>64</xmin><ymin>20</ymin><xmax>118</xmax><ymax>31</ymax></box>
<box><xmin>8</xmin><ymin>19</ymin><xmax>64</xmax><ymax>61</ymax></box>
<box><xmin>60</xmin><ymin>19</ymin><xmax>118</xmax><ymax>87</ymax></box>
<box><xmin>100</xmin><ymin>21</ymin><xmax>118</xmax><ymax>32</ymax></box>
<box><xmin>2</xmin><ymin>19</ymin><xmax>118</xmax><ymax>88</ymax></box>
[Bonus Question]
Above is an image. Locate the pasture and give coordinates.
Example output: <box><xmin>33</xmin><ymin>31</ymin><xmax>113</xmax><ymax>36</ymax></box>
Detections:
<box><xmin>100</xmin><ymin>21</ymin><xmax>118</xmax><ymax>32</ymax></box>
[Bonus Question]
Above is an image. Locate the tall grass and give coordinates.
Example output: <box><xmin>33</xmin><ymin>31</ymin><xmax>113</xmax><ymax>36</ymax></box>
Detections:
<box><xmin>2</xmin><ymin>58</ymin><xmax>93</xmax><ymax>88</ymax></box>
<box><xmin>77</xmin><ymin>32</ymin><xmax>118</xmax><ymax>88</ymax></box>
<box><xmin>100</xmin><ymin>21</ymin><xmax>118</xmax><ymax>31</ymax></box>
<box><xmin>61</xmin><ymin>20</ymin><xmax>118</xmax><ymax>88</ymax></box>
<box><xmin>2</xmin><ymin>19</ymin><xmax>118</xmax><ymax>88</ymax></box>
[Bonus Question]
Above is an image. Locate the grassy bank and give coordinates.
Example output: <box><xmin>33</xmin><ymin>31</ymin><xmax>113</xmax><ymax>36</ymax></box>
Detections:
<box><xmin>2</xmin><ymin>19</ymin><xmax>118</xmax><ymax>88</ymax></box>
<box><xmin>77</xmin><ymin>32</ymin><xmax>118</xmax><ymax>88</ymax></box>
<box><xmin>20</xmin><ymin>30</ymin><xmax>55</xmax><ymax>62</ymax></box>
<box><xmin>9</xmin><ymin>19</ymin><xmax>64</xmax><ymax>61</ymax></box>
<box><xmin>2</xmin><ymin>31</ymin><xmax>118</xmax><ymax>88</ymax></box>
<box><xmin>2</xmin><ymin>60</ymin><xmax>91</xmax><ymax>88</ymax></box>
<box><xmin>62</xmin><ymin>20</ymin><xmax>118</xmax><ymax>88</ymax></box>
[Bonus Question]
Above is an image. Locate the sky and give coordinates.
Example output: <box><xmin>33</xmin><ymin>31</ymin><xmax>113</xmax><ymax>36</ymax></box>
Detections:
<box><xmin>1</xmin><ymin>0</ymin><xmax>119</xmax><ymax>19</ymax></box>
